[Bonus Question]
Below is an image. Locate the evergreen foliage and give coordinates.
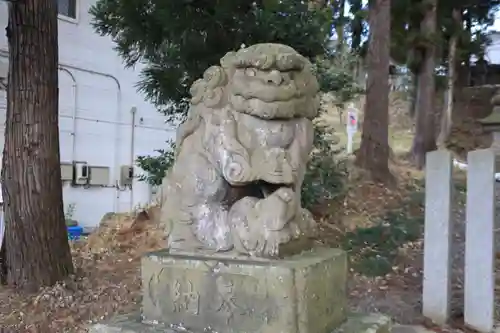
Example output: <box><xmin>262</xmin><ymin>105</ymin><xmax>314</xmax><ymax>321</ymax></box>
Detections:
<box><xmin>90</xmin><ymin>0</ymin><xmax>333</xmax><ymax>122</ymax></box>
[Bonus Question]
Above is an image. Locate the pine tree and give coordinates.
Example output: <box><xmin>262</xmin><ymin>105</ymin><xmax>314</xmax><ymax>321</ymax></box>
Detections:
<box><xmin>355</xmin><ymin>0</ymin><xmax>393</xmax><ymax>183</ymax></box>
<box><xmin>90</xmin><ymin>0</ymin><xmax>334</xmax><ymax>122</ymax></box>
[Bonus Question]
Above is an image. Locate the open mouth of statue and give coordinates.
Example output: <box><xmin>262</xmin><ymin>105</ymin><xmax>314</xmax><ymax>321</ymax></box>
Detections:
<box><xmin>250</xmin><ymin>180</ymin><xmax>292</xmax><ymax>199</ymax></box>
<box><xmin>227</xmin><ymin>180</ymin><xmax>294</xmax><ymax>203</ymax></box>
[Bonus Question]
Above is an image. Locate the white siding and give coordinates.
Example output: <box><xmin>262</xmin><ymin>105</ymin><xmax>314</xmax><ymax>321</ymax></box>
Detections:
<box><xmin>486</xmin><ymin>33</ymin><xmax>500</xmax><ymax>64</ymax></box>
<box><xmin>0</xmin><ymin>0</ymin><xmax>175</xmax><ymax>228</ymax></box>
<box><xmin>0</xmin><ymin>89</ymin><xmax>5</xmax><ymax>173</ymax></box>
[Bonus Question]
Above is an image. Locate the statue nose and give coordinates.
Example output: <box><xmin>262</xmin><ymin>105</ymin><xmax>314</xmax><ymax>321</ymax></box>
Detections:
<box><xmin>265</xmin><ymin>70</ymin><xmax>283</xmax><ymax>85</ymax></box>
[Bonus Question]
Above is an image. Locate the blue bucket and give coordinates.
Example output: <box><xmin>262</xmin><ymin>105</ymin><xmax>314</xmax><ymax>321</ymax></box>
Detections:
<box><xmin>67</xmin><ymin>225</ymin><xmax>83</xmax><ymax>240</ymax></box>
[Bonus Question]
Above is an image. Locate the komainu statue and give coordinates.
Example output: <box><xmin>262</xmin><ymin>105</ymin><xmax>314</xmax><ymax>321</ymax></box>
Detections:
<box><xmin>159</xmin><ymin>43</ymin><xmax>320</xmax><ymax>258</ymax></box>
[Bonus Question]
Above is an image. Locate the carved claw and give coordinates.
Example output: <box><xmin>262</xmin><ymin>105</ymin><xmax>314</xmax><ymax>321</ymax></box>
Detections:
<box><xmin>261</xmin><ymin>230</ymin><xmax>293</xmax><ymax>257</ymax></box>
<box><xmin>295</xmin><ymin>208</ymin><xmax>318</xmax><ymax>237</ymax></box>
<box><xmin>255</xmin><ymin>187</ymin><xmax>296</xmax><ymax>231</ymax></box>
<box><xmin>228</xmin><ymin>190</ymin><xmax>296</xmax><ymax>256</ymax></box>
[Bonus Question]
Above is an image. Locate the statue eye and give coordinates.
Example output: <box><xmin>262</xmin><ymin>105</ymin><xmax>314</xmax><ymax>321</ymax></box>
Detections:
<box><xmin>245</xmin><ymin>68</ymin><xmax>257</xmax><ymax>77</ymax></box>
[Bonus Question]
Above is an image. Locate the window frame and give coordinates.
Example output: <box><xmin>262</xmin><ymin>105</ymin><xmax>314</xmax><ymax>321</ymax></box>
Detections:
<box><xmin>57</xmin><ymin>0</ymin><xmax>78</xmax><ymax>23</ymax></box>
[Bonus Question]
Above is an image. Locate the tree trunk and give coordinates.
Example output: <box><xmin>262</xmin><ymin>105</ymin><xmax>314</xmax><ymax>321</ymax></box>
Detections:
<box><xmin>0</xmin><ymin>240</ymin><xmax>6</xmax><ymax>285</ymax></box>
<box><xmin>463</xmin><ymin>10</ymin><xmax>472</xmax><ymax>70</ymax></box>
<box><xmin>437</xmin><ymin>8</ymin><xmax>461</xmax><ymax>148</ymax></box>
<box><xmin>409</xmin><ymin>73</ymin><xmax>418</xmax><ymax>118</ymax></box>
<box><xmin>410</xmin><ymin>0</ymin><xmax>438</xmax><ymax>169</ymax></box>
<box><xmin>355</xmin><ymin>0</ymin><xmax>393</xmax><ymax>184</ymax></box>
<box><xmin>0</xmin><ymin>204</ymin><xmax>5</xmax><ymax>285</ymax></box>
<box><xmin>336</xmin><ymin>0</ymin><xmax>346</xmax><ymax>49</ymax></box>
<box><xmin>2</xmin><ymin>0</ymin><xmax>74</xmax><ymax>291</ymax></box>
<box><xmin>350</xmin><ymin>0</ymin><xmax>363</xmax><ymax>51</ymax></box>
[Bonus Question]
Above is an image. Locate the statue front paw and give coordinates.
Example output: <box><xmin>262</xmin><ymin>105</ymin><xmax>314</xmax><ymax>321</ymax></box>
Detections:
<box><xmin>255</xmin><ymin>187</ymin><xmax>297</xmax><ymax>231</ymax></box>
<box><xmin>288</xmin><ymin>208</ymin><xmax>317</xmax><ymax>238</ymax></box>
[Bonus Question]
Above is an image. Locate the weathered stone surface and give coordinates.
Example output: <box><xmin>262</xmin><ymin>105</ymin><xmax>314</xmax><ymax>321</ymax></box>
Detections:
<box><xmin>141</xmin><ymin>247</ymin><xmax>347</xmax><ymax>333</ymax></box>
<box><xmin>89</xmin><ymin>312</ymin><xmax>389</xmax><ymax>333</ymax></box>
<box><xmin>333</xmin><ymin>313</ymin><xmax>392</xmax><ymax>333</ymax></box>
<box><xmin>157</xmin><ymin>43</ymin><xmax>321</xmax><ymax>258</ymax></box>
<box><xmin>392</xmin><ymin>325</ymin><xmax>436</xmax><ymax>333</ymax></box>
<box><xmin>89</xmin><ymin>313</ymin><xmax>173</xmax><ymax>333</ymax></box>
<box><xmin>422</xmin><ymin>150</ymin><xmax>453</xmax><ymax>324</ymax></box>
<box><xmin>464</xmin><ymin>148</ymin><xmax>496</xmax><ymax>333</ymax></box>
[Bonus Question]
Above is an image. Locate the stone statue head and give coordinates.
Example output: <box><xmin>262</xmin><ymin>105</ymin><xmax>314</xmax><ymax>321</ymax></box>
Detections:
<box><xmin>189</xmin><ymin>43</ymin><xmax>320</xmax><ymax>119</ymax></box>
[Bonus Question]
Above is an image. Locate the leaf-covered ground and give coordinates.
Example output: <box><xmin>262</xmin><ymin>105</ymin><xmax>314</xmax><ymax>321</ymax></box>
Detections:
<box><xmin>0</xmin><ymin>212</ymin><xmax>164</xmax><ymax>332</ymax></box>
<box><xmin>1</xmin><ymin>93</ymin><xmax>492</xmax><ymax>332</ymax></box>
<box><xmin>0</xmin><ymin>160</ymin><xmax>467</xmax><ymax>333</ymax></box>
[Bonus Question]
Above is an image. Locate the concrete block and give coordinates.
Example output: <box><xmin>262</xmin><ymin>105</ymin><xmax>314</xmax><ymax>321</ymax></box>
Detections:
<box><xmin>141</xmin><ymin>247</ymin><xmax>348</xmax><ymax>333</ymax></box>
<box><xmin>465</xmin><ymin>149</ymin><xmax>496</xmax><ymax>333</ymax></box>
<box><xmin>90</xmin><ymin>312</ymin><xmax>389</xmax><ymax>333</ymax></box>
<box><xmin>422</xmin><ymin>150</ymin><xmax>453</xmax><ymax>324</ymax></box>
<box><xmin>89</xmin><ymin>313</ymin><xmax>171</xmax><ymax>333</ymax></box>
<box><xmin>333</xmin><ymin>313</ymin><xmax>391</xmax><ymax>333</ymax></box>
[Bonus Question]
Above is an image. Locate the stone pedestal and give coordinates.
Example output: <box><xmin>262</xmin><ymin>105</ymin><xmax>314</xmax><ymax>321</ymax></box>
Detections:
<box><xmin>90</xmin><ymin>248</ymin><xmax>393</xmax><ymax>333</ymax></box>
<box><xmin>141</xmin><ymin>248</ymin><xmax>347</xmax><ymax>333</ymax></box>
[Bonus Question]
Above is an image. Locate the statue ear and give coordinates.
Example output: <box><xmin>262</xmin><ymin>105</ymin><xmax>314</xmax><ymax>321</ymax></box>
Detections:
<box><xmin>190</xmin><ymin>79</ymin><xmax>206</xmax><ymax>105</ymax></box>
<box><xmin>190</xmin><ymin>66</ymin><xmax>228</xmax><ymax>108</ymax></box>
<box><xmin>203</xmin><ymin>87</ymin><xmax>226</xmax><ymax>108</ymax></box>
<box><xmin>203</xmin><ymin>66</ymin><xmax>227</xmax><ymax>88</ymax></box>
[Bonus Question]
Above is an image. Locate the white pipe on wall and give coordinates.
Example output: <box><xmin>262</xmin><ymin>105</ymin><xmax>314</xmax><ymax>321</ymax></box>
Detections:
<box><xmin>56</xmin><ymin>63</ymin><xmax>122</xmax><ymax>213</ymax></box>
<box><xmin>58</xmin><ymin>114</ymin><xmax>170</xmax><ymax>131</ymax></box>
<box><xmin>57</xmin><ymin>67</ymin><xmax>78</xmax><ymax>162</ymax></box>
<box><xmin>129</xmin><ymin>106</ymin><xmax>137</xmax><ymax>211</ymax></box>
<box><xmin>0</xmin><ymin>48</ymin><xmax>124</xmax><ymax>213</ymax></box>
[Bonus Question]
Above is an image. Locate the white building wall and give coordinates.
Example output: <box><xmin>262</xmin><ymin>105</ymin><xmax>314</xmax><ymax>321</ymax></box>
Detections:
<box><xmin>486</xmin><ymin>32</ymin><xmax>500</xmax><ymax>64</ymax></box>
<box><xmin>0</xmin><ymin>0</ymin><xmax>175</xmax><ymax>228</ymax></box>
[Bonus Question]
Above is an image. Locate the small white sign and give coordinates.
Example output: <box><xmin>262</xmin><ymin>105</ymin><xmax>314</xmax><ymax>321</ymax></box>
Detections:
<box><xmin>346</xmin><ymin>106</ymin><xmax>359</xmax><ymax>154</ymax></box>
<box><xmin>346</xmin><ymin>108</ymin><xmax>358</xmax><ymax>134</ymax></box>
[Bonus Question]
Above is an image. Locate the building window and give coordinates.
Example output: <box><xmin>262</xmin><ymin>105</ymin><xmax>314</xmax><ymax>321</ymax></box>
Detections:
<box><xmin>57</xmin><ymin>0</ymin><xmax>77</xmax><ymax>19</ymax></box>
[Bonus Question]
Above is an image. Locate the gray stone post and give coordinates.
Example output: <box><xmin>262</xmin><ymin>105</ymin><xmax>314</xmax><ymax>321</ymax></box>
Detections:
<box><xmin>463</xmin><ymin>94</ymin><xmax>500</xmax><ymax>332</ymax></box>
<box><xmin>422</xmin><ymin>150</ymin><xmax>453</xmax><ymax>324</ymax></box>
<box><xmin>464</xmin><ymin>148</ymin><xmax>495</xmax><ymax>333</ymax></box>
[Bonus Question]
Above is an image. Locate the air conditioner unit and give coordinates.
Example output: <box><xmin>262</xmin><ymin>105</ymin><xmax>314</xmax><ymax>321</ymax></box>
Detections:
<box><xmin>73</xmin><ymin>162</ymin><xmax>89</xmax><ymax>185</ymax></box>
<box><xmin>119</xmin><ymin>165</ymin><xmax>134</xmax><ymax>186</ymax></box>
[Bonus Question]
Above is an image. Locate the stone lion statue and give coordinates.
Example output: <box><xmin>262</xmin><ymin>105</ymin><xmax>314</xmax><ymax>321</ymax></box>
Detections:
<box><xmin>159</xmin><ymin>43</ymin><xmax>320</xmax><ymax>258</ymax></box>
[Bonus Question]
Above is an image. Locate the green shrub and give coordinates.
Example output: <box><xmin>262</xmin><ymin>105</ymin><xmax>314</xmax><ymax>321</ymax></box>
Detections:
<box><xmin>64</xmin><ymin>203</ymin><xmax>78</xmax><ymax>227</ymax></box>
<box><xmin>299</xmin><ymin>48</ymin><xmax>363</xmax><ymax>210</ymax></box>
<box><xmin>301</xmin><ymin>123</ymin><xmax>347</xmax><ymax>210</ymax></box>
<box><xmin>136</xmin><ymin>139</ymin><xmax>176</xmax><ymax>186</ymax></box>
<box><xmin>313</xmin><ymin>51</ymin><xmax>364</xmax><ymax>101</ymax></box>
